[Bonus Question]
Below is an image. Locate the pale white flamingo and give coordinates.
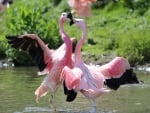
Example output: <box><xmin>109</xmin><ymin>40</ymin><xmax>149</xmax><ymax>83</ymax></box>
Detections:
<box><xmin>6</xmin><ymin>12</ymin><xmax>76</xmax><ymax>110</ymax></box>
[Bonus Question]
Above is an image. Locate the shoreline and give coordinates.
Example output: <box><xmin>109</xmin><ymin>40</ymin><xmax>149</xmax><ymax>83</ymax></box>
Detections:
<box><xmin>1</xmin><ymin>57</ymin><xmax>150</xmax><ymax>73</ymax></box>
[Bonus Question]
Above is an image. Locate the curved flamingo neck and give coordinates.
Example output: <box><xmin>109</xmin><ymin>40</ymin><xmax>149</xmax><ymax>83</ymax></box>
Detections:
<box><xmin>74</xmin><ymin>27</ymin><xmax>87</xmax><ymax>64</ymax></box>
<box><xmin>59</xmin><ymin>19</ymin><xmax>72</xmax><ymax>65</ymax></box>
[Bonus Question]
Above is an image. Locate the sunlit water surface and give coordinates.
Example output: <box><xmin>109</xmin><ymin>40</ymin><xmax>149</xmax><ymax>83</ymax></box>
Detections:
<box><xmin>0</xmin><ymin>67</ymin><xmax>150</xmax><ymax>113</ymax></box>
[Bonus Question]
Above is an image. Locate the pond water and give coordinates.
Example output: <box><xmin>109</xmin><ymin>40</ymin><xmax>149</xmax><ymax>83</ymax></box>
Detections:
<box><xmin>0</xmin><ymin>67</ymin><xmax>150</xmax><ymax>113</ymax></box>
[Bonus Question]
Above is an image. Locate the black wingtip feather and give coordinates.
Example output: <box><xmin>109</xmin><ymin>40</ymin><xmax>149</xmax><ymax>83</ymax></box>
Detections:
<box><xmin>63</xmin><ymin>81</ymin><xmax>77</xmax><ymax>102</ymax></box>
<box><xmin>104</xmin><ymin>68</ymin><xmax>140</xmax><ymax>90</ymax></box>
<box><xmin>6</xmin><ymin>35</ymin><xmax>47</xmax><ymax>71</ymax></box>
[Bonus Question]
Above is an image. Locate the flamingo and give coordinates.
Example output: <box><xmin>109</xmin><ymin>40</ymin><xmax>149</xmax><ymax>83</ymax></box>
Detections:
<box><xmin>67</xmin><ymin>0</ymin><xmax>97</xmax><ymax>17</ymax></box>
<box><xmin>6</xmin><ymin>12</ymin><xmax>77</xmax><ymax>110</ymax></box>
<box><xmin>61</xmin><ymin>18</ymin><xmax>110</xmax><ymax>113</ymax></box>
<box><xmin>61</xmin><ymin>17</ymin><xmax>139</xmax><ymax>113</ymax></box>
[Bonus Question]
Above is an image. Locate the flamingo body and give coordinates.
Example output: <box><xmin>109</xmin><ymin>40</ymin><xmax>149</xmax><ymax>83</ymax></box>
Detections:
<box><xmin>6</xmin><ymin>12</ymin><xmax>75</xmax><ymax>104</ymax></box>
<box><xmin>34</xmin><ymin>13</ymin><xmax>74</xmax><ymax>101</ymax></box>
<box><xmin>61</xmin><ymin>19</ymin><xmax>110</xmax><ymax>113</ymax></box>
<box><xmin>61</xmin><ymin>17</ymin><xmax>139</xmax><ymax>113</ymax></box>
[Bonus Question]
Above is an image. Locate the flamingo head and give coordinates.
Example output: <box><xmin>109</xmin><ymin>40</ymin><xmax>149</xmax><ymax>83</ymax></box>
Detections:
<box><xmin>60</xmin><ymin>12</ymin><xmax>69</xmax><ymax>23</ymax></box>
<box><xmin>2</xmin><ymin>0</ymin><xmax>13</xmax><ymax>8</ymax></box>
<box><xmin>65</xmin><ymin>12</ymin><xmax>86</xmax><ymax>29</ymax></box>
<box><xmin>72</xmin><ymin>18</ymin><xmax>87</xmax><ymax>32</ymax></box>
<box><xmin>66</xmin><ymin>12</ymin><xmax>74</xmax><ymax>26</ymax></box>
<box><xmin>60</xmin><ymin>12</ymin><xmax>74</xmax><ymax>24</ymax></box>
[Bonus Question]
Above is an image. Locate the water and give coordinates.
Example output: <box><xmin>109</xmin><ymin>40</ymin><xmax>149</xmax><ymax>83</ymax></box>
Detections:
<box><xmin>0</xmin><ymin>67</ymin><xmax>150</xmax><ymax>113</ymax></box>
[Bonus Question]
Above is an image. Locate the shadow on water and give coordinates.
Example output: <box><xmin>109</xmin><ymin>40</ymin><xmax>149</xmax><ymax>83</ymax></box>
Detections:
<box><xmin>0</xmin><ymin>67</ymin><xmax>150</xmax><ymax>113</ymax></box>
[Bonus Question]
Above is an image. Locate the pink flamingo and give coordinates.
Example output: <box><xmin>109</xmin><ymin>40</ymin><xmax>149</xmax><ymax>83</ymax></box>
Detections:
<box><xmin>61</xmin><ymin>17</ymin><xmax>139</xmax><ymax>113</ymax></box>
<box><xmin>67</xmin><ymin>0</ymin><xmax>97</xmax><ymax>17</ymax></box>
<box><xmin>61</xmin><ymin>18</ymin><xmax>110</xmax><ymax>113</ymax></box>
<box><xmin>6</xmin><ymin>12</ymin><xmax>76</xmax><ymax>110</ymax></box>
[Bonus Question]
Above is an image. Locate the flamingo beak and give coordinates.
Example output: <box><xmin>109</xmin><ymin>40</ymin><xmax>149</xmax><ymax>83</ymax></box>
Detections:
<box><xmin>66</xmin><ymin>12</ymin><xmax>74</xmax><ymax>26</ymax></box>
<box><xmin>6</xmin><ymin>3</ymin><xmax>10</xmax><ymax>8</ymax></box>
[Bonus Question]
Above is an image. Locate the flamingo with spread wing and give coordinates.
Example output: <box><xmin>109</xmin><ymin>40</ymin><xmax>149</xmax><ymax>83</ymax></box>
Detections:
<box><xmin>61</xmin><ymin>16</ymin><xmax>139</xmax><ymax>113</ymax></box>
<box><xmin>6</xmin><ymin>12</ymin><xmax>77</xmax><ymax>110</ymax></box>
<box><xmin>61</xmin><ymin>18</ymin><xmax>110</xmax><ymax>113</ymax></box>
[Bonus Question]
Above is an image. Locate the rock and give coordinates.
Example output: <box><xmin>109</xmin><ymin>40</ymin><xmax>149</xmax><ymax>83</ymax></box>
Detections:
<box><xmin>0</xmin><ymin>59</ymin><xmax>14</xmax><ymax>68</ymax></box>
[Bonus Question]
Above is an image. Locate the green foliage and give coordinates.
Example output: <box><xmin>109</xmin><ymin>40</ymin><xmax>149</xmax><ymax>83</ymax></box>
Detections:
<box><xmin>50</xmin><ymin>0</ymin><xmax>62</xmax><ymax>6</ymax></box>
<box><xmin>5</xmin><ymin>2</ymin><xmax>61</xmax><ymax>65</ymax></box>
<box><xmin>123</xmin><ymin>0</ymin><xmax>150</xmax><ymax>15</ymax></box>
<box><xmin>0</xmin><ymin>37</ymin><xmax>8</xmax><ymax>59</ymax></box>
<box><xmin>117</xmin><ymin>29</ymin><xmax>150</xmax><ymax>64</ymax></box>
<box><xmin>81</xmin><ymin>0</ymin><xmax>150</xmax><ymax>65</ymax></box>
<box><xmin>5</xmin><ymin>48</ymin><xmax>34</xmax><ymax>66</ymax></box>
<box><xmin>0</xmin><ymin>13</ymin><xmax>8</xmax><ymax>58</ymax></box>
<box><xmin>6</xmin><ymin>5</ymin><xmax>60</xmax><ymax>47</ymax></box>
<box><xmin>1</xmin><ymin>0</ymin><xmax>150</xmax><ymax>66</ymax></box>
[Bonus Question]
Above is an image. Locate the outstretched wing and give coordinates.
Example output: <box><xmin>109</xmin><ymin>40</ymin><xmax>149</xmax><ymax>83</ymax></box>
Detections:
<box><xmin>6</xmin><ymin>34</ymin><xmax>52</xmax><ymax>72</ymax></box>
<box><xmin>97</xmin><ymin>57</ymin><xmax>130</xmax><ymax>78</ymax></box>
<box><xmin>104</xmin><ymin>68</ymin><xmax>139</xmax><ymax>90</ymax></box>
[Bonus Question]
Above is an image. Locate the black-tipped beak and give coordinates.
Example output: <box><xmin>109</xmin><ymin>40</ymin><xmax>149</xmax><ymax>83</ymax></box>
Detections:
<box><xmin>67</xmin><ymin>12</ymin><xmax>74</xmax><ymax>26</ymax></box>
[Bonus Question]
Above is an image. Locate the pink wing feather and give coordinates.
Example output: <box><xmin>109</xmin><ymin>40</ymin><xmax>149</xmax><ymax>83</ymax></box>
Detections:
<box><xmin>98</xmin><ymin>57</ymin><xmax>130</xmax><ymax>78</ymax></box>
<box><xmin>61</xmin><ymin>66</ymin><xmax>82</xmax><ymax>90</ymax></box>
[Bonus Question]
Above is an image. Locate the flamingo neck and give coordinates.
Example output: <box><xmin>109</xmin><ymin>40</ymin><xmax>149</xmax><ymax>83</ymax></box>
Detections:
<box><xmin>59</xmin><ymin>19</ymin><xmax>72</xmax><ymax>66</ymax></box>
<box><xmin>74</xmin><ymin>28</ymin><xmax>87</xmax><ymax>64</ymax></box>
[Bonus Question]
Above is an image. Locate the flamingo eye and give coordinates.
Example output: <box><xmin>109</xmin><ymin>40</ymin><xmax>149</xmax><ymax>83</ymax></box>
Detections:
<box><xmin>62</xmin><ymin>13</ymin><xmax>66</xmax><ymax>17</ymax></box>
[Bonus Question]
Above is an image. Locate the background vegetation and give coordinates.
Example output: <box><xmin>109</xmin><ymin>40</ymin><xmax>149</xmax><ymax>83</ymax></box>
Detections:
<box><xmin>0</xmin><ymin>0</ymin><xmax>150</xmax><ymax>66</ymax></box>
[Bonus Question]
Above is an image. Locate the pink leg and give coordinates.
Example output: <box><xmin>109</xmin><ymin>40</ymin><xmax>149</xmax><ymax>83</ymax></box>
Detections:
<box><xmin>49</xmin><ymin>92</ymin><xmax>56</xmax><ymax>111</ymax></box>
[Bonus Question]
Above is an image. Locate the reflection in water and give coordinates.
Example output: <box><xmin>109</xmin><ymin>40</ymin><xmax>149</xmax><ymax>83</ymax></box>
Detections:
<box><xmin>0</xmin><ymin>67</ymin><xmax>150</xmax><ymax>113</ymax></box>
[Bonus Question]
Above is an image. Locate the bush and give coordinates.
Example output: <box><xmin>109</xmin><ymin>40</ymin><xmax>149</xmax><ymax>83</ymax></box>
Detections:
<box><xmin>0</xmin><ymin>36</ymin><xmax>8</xmax><ymax>59</ymax></box>
<box><xmin>0</xmin><ymin>13</ymin><xmax>8</xmax><ymax>59</ymax></box>
<box><xmin>117</xmin><ymin>29</ymin><xmax>150</xmax><ymax>65</ymax></box>
<box><xmin>123</xmin><ymin>0</ymin><xmax>150</xmax><ymax>15</ymax></box>
<box><xmin>5</xmin><ymin>4</ymin><xmax>61</xmax><ymax>66</ymax></box>
<box><xmin>50</xmin><ymin>0</ymin><xmax>62</xmax><ymax>6</ymax></box>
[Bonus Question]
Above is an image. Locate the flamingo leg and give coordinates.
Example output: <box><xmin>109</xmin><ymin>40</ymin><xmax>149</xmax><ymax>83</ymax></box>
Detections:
<box><xmin>88</xmin><ymin>98</ymin><xmax>97</xmax><ymax>113</ymax></box>
<box><xmin>49</xmin><ymin>93</ymin><xmax>56</xmax><ymax>111</ymax></box>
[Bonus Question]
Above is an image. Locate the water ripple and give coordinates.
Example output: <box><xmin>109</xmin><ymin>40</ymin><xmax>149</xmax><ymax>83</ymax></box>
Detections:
<box><xmin>14</xmin><ymin>106</ymin><xmax>116</xmax><ymax>113</ymax></box>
